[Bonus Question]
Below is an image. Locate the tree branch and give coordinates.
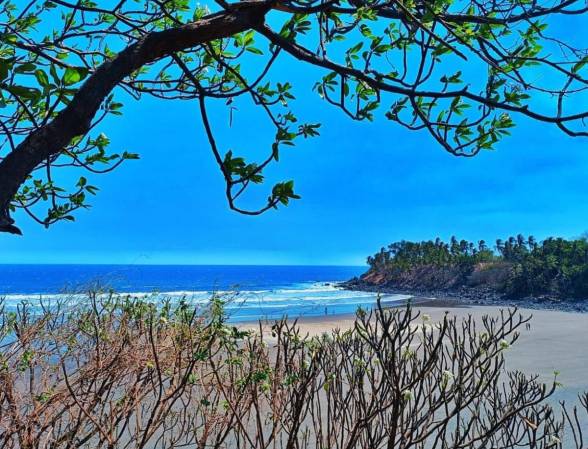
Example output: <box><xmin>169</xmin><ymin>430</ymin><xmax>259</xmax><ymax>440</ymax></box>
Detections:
<box><xmin>0</xmin><ymin>0</ymin><xmax>272</xmax><ymax>234</ymax></box>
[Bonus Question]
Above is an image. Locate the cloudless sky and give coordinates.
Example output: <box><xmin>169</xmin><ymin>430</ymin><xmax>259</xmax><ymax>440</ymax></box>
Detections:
<box><xmin>1</xmin><ymin>14</ymin><xmax>587</xmax><ymax>266</ymax></box>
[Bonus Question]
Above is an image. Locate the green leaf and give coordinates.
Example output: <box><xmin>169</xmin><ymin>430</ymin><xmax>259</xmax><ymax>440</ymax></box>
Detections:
<box><xmin>14</xmin><ymin>62</ymin><xmax>36</xmax><ymax>73</ymax></box>
<box><xmin>122</xmin><ymin>152</ymin><xmax>140</xmax><ymax>160</ymax></box>
<box><xmin>7</xmin><ymin>85</ymin><xmax>41</xmax><ymax>101</ymax></box>
<box><xmin>572</xmin><ymin>55</ymin><xmax>588</xmax><ymax>74</ymax></box>
<box><xmin>63</xmin><ymin>67</ymin><xmax>89</xmax><ymax>86</ymax></box>
<box><xmin>35</xmin><ymin>70</ymin><xmax>50</xmax><ymax>87</ymax></box>
<box><xmin>245</xmin><ymin>47</ymin><xmax>263</xmax><ymax>55</ymax></box>
<box><xmin>0</xmin><ymin>59</ymin><xmax>13</xmax><ymax>82</ymax></box>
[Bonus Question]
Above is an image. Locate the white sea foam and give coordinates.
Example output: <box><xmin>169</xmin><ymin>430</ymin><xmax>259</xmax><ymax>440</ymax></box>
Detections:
<box><xmin>0</xmin><ymin>281</ymin><xmax>412</xmax><ymax>321</ymax></box>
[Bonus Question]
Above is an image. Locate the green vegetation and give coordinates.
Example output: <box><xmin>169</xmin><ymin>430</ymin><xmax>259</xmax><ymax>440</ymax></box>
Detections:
<box><xmin>365</xmin><ymin>235</ymin><xmax>588</xmax><ymax>299</ymax></box>
<box><xmin>367</xmin><ymin>237</ymin><xmax>496</xmax><ymax>271</ymax></box>
<box><xmin>505</xmin><ymin>237</ymin><xmax>588</xmax><ymax>298</ymax></box>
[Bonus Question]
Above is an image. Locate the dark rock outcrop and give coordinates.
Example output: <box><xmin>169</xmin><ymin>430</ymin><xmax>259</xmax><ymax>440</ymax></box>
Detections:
<box><xmin>341</xmin><ymin>262</ymin><xmax>588</xmax><ymax>313</ymax></box>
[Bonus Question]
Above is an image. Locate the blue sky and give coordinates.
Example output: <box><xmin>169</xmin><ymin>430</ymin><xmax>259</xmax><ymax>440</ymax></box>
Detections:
<box><xmin>1</xmin><ymin>17</ymin><xmax>587</xmax><ymax>265</ymax></box>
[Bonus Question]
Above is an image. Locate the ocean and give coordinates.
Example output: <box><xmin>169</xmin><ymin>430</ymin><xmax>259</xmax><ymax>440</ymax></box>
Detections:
<box><xmin>0</xmin><ymin>264</ymin><xmax>409</xmax><ymax>321</ymax></box>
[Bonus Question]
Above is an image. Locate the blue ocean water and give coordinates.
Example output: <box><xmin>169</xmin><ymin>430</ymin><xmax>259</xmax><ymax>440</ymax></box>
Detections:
<box><xmin>0</xmin><ymin>265</ymin><xmax>409</xmax><ymax>321</ymax></box>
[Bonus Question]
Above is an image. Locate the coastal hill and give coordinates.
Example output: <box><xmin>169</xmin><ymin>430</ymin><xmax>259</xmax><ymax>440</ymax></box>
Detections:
<box><xmin>344</xmin><ymin>235</ymin><xmax>588</xmax><ymax>302</ymax></box>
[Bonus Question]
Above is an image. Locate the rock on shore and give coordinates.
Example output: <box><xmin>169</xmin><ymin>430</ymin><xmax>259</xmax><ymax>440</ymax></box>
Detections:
<box><xmin>340</xmin><ymin>274</ymin><xmax>588</xmax><ymax>313</ymax></box>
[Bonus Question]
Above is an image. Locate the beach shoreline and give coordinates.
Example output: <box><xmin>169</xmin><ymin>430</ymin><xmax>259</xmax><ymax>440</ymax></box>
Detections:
<box><xmin>339</xmin><ymin>281</ymin><xmax>588</xmax><ymax>313</ymax></box>
<box><xmin>239</xmin><ymin>300</ymin><xmax>588</xmax><ymax>394</ymax></box>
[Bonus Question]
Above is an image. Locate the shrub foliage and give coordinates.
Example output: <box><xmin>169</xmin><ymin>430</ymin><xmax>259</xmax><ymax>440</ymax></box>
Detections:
<box><xmin>0</xmin><ymin>293</ymin><xmax>587</xmax><ymax>448</ymax></box>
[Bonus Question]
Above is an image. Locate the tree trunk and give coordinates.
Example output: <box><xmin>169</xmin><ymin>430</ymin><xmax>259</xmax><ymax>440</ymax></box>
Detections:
<box><xmin>0</xmin><ymin>2</ymin><xmax>269</xmax><ymax>234</ymax></box>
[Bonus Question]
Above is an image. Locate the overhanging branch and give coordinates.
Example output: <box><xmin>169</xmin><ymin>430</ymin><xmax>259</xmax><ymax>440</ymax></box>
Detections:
<box><xmin>0</xmin><ymin>0</ymin><xmax>272</xmax><ymax>234</ymax></box>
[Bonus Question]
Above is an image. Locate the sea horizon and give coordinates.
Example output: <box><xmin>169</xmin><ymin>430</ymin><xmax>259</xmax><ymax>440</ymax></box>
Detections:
<box><xmin>0</xmin><ymin>264</ymin><xmax>405</xmax><ymax>322</ymax></box>
<box><xmin>0</xmin><ymin>263</ymin><xmax>367</xmax><ymax>267</ymax></box>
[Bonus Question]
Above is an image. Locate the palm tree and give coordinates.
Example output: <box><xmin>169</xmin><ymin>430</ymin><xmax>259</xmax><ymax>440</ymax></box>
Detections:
<box><xmin>495</xmin><ymin>239</ymin><xmax>504</xmax><ymax>256</ymax></box>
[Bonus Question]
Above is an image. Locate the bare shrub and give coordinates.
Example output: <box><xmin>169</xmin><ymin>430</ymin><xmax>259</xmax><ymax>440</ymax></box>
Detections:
<box><xmin>0</xmin><ymin>293</ymin><xmax>586</xmax><ymax>449</ymax></box>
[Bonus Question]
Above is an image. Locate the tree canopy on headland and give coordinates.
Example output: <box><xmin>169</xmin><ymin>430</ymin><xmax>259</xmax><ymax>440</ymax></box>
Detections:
<box><xmin>364</xmin><ymin>235</ymin><xmax>588</xmax><ymax>299</ymax></box>
<box><xmin>0</xmin><ymin>0</ymin><xmax>587</xmax><ymax>234</ymax></box>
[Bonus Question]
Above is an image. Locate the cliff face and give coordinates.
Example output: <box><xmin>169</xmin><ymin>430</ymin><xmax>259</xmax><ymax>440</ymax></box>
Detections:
<box><xmin>352</xmin><ymin>262</ymin><xmax>512</xmax><ymax>293</ymax></box>
<box><xmin>351</xmin><ymin>237</ymin><xmax>588</xmax><ymax>303</ymax></box>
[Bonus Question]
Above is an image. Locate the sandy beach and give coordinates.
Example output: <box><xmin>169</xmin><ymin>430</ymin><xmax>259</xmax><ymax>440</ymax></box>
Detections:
<box><xmin>242</xmin><ymin>301</ymin><xmax>588</xmax><ymax>399</ymax></box>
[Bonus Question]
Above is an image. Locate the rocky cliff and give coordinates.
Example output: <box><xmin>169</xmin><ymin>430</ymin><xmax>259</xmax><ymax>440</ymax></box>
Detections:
<box><xmin>344</xmin><ymin>262</ymin><xmax>512</xmax><ymax>295</ymax></box>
